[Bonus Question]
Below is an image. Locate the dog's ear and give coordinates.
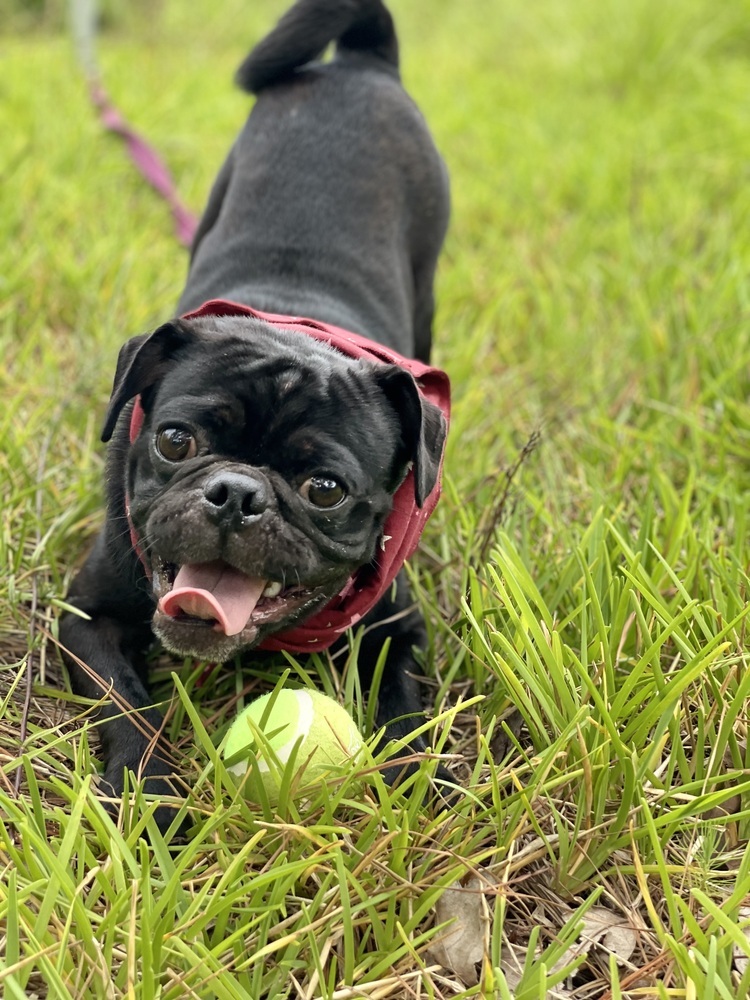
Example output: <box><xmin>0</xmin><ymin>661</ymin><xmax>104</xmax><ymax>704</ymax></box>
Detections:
<box><xmin>101</xmin><ymin>320</ymin><xmax>195</xmax><ymax>442</ymax></box>
<box><xmin>375</xmin><ymin>366</ymin><xmax>447</xmax><ymax>506</ymax></box>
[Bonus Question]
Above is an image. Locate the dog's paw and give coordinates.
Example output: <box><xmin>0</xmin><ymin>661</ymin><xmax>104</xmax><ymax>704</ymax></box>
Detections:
<box><xmin>98</xmin><ymin>757</ymin><xmax>187</xmax><ymax>837</ymax></box>
<box><xmin>379</xmin><ymin>730</ymin><xmax>457</xmax><ymax>806</ymax></box>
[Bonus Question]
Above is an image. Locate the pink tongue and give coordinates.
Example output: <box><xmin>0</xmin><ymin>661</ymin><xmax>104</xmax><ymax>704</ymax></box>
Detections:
<box><xmin>159</xmin><ymin>561</ymin><xmax>267</xmax><ymax>636</ymax></box>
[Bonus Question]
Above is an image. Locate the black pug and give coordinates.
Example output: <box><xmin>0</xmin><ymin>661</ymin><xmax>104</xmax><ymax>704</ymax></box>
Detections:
<box><xmin>60</xmin><ymin>0</ymin><xmax>451</xmax><ymax>831</ymax></box>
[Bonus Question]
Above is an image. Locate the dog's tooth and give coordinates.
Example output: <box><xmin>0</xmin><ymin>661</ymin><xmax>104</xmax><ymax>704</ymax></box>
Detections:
<box><xmin>151</xmin><ymin>563</ymin><xmax>167</xmax><ymax>600</ymax></box>
<box><xmin>262</xmin><ymin>581</ymin><xmax>282</xmax><ymax>599</ymax></box>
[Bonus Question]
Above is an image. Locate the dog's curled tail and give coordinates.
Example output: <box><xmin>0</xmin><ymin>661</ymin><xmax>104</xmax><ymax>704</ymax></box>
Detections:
<box><xmin>236</xmin><ymin>0</ymin><xmax>398</xmax><ymax>93</ymax></box>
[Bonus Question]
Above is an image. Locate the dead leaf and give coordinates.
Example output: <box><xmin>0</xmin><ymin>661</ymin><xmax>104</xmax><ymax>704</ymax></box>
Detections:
<box><xmin>733</xmin><ymin>905</ymin><xmax>750</xmax><ymax>975</ymax></box>
<box><xmin>498</xmin><ymin>940</ymin><xmax>525</xmax><ymax>991</ymax></box>
<box><xmin>583</xmin><ymin>906</ymin><xmax>637</xmax><ymax>964</ymax></box>
<box><xmin>551</xmin><ymin>905</ymin><xmax>637</xmax><ymax>974</ymax></box>
<box><xmin>426</xmin><ymin>877</ymin><xmax>485</xmax><ymax>985</ymax></box>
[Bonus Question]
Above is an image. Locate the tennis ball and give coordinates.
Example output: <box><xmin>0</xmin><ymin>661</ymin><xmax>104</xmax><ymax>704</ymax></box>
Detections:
<box><xmin>223</xmin><ymin>689</ymin><xmax>363</xmax><ymax>802</ymax></box>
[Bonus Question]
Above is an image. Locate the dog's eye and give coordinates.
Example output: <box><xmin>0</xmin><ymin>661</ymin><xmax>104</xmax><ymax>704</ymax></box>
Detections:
<box><xmin>300</xmin><ymin>476</ymin><xmax>346</xmax><ymax>508</ymax></box>
<box><xmin>155</xmin><ymin>427</ymin><xmax>197</xmax><ymax>462</ymax></box>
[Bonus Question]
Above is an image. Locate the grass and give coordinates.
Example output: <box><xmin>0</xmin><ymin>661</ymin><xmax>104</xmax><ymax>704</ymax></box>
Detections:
<box><xmin>2</xmin><ymin>0</ymin><xmax>750</xmax><ymax>995</ymax></box>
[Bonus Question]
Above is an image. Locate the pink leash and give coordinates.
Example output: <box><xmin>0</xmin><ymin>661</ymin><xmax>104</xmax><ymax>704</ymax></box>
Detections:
<box><xmin>72</xmin><ymin>0</ymin><xmax>198</xmax><ymax>249</ymax></box>
<box><xmin>89</xmin><ymin>83</ymin><xmax>198</xmax><ymax>249</ymax></box>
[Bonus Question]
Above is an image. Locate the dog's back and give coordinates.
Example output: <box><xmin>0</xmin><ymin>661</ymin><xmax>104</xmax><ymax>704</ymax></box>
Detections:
<box><xmin>177</xmin><ymin>0</ymin><xmax>449</xmax><ymax>362</ymax></box>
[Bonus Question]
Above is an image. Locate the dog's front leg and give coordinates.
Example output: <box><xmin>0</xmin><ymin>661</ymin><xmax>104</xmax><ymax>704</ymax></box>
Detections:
<box><xmin>355</xmin><ymin>570</ymin><xmax>452</xmax><ymax>791</ymax></box>
<box><xmin>59</xmin><ymin>534</ymin><xmax>181</xmax><ymax>831</ymax></box>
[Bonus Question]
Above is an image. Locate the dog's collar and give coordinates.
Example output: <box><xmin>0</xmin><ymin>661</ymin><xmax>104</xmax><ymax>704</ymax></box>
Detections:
<box><xmin>127</xmin><ymin>298</ymin><xmax>450</xmax><ymax>653</ymax></box>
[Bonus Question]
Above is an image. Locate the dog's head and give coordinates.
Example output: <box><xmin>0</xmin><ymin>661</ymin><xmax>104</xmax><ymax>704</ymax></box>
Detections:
<box><xmin>102</xmin><ymin>313</ymin><xmax>446</xmax><ymax>659</ymax></box>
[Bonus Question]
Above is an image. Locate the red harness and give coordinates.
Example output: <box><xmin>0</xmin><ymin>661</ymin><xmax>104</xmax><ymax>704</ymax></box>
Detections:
<box><xmin>127</xmin><ymin>299</ymin><xmax>450</xmax><ymax>653</ymax></box>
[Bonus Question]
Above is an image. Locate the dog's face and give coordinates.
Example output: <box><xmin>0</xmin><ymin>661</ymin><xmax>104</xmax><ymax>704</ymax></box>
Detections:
<box><xmin>102</xmin><ymin>314</ymin><xmax>445</xmax><ymax>659</ymax></box>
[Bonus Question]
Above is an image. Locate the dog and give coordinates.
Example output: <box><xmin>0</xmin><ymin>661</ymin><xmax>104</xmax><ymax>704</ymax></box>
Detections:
<box><xmin>60</xmin><ymin>0</ymin><xmax>451</xmax><ymax>832</ymax></box>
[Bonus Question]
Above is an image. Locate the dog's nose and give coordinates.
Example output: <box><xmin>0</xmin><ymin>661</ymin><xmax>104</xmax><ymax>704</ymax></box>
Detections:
<box><xmin>203</xmin><ymin>471</ymin><xmax>270</xmax><ymax>526</ymax></box>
